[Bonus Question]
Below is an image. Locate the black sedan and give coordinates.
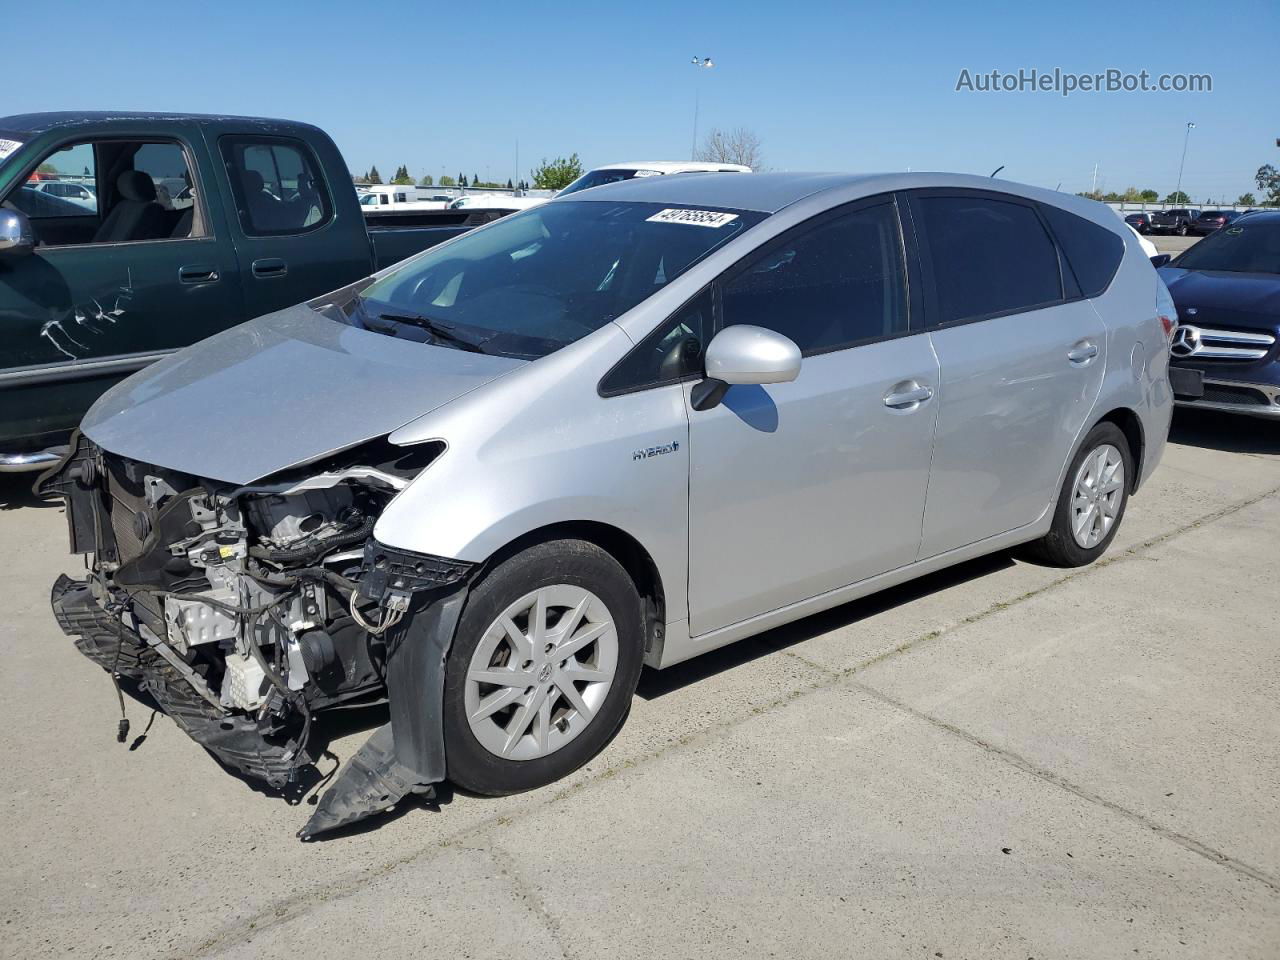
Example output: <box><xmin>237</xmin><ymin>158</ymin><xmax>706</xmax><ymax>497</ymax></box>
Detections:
<box><xmin>1158</xmin><ymin>211</ymin><xmax>1280</xmax><ymax>418</ymax></box>
<box><xmin>1190</xmin><ymin>209</ymin><xmax>1244</xmax><ymax>235</ymax></box>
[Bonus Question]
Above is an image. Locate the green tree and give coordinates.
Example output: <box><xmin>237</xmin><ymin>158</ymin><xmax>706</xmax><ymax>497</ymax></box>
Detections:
<box><xmin>391</xmin><ymin>164</ymin><xmax>414</xmax><ymax>185</ymax></box>
<box><xmin>1164</xmin><ymin>190</ymin><xmax>1190</xmax><ymax>204</ymax></box>
<box><xmin>439</xmin><ymin>174</ymin><xmax>456</xmax><ymax>186</ymax></box>
<box><xmin>530</xmin><ymin>153</ymin><xmax>584</xmax><ymax>191</ymax></box>
<box><xmin>1139</xmin><ymin>189</ymin><xmax>1159</xmax><ymax>202</ymax></box>
<box><xmin>419</xmin><ymin>174</ymin><xmax>434</xmax><ymax>186</ymax></box>
<box><xmin>1255</xmin><ymin>164</ymin><xmax>1280</xmax><ymax>206</ymax></box>
<box><xmin>1237</xmin><ymin>192</ymin><xmax>1256</xmax><ymax>206</ymax></box>
<box><xmin>36</xmin><ymin>161</ymin><xmax>59</xmax><ymax>174</ymax></box>
<box><xmin>507</xmin><ymin>178</ymin><xmax>514</xmax><ymax>189</ymax></box>
<box><xmin>367</xmin><ymin>165</ymin><xmax>383</xmax><ymax>184</ymax></box>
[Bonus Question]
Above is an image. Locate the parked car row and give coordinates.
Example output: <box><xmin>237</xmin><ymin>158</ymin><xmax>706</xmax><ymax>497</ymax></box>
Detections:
<box><xmin>33</xmin><ymin>166</ymin><xmax>1178</xmax><ymax>837</ymax></box>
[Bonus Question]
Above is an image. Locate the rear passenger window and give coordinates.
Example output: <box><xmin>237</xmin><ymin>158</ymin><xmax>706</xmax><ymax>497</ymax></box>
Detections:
<box><xmin>721</xmin><ymin>202</ymin><xmax>907</xmax><ymax>355</ymax></box>
<box><xmin>1039</xmin><ymin>204</ymin><xmax>1124</xmax><ymax>298</ymax></box>
<box><xmin>220</xmin><ymin>137</ymin><xmax>332</xmax><ymax>236</ymax></box>
<box><xmin>916</xmin><ymin>195</ymin><xmax>1062</xmax><ymax>324</ymax></box>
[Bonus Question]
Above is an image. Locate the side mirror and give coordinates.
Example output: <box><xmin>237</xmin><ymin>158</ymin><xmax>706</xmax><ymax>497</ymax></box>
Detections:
<box><xmin>0</xmin><ymin>208</ymin><xmax>35</xmax><ymax>257</ymax></box>
<box><xmin>691</xmin><ymin>324</ymin><xmax>802</xmax><ymax>411</ymax></box>
<box><xmin>1149</xmin><ymin>254</ymin><xmax>1172</xmax><ymax>268</ymax></box>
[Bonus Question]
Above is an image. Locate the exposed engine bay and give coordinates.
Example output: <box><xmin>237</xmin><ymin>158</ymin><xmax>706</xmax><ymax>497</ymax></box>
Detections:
<box><xmin>42</xmin><ymin>433</ymin><xmax>471</xmax><ymax>838</ymax></box>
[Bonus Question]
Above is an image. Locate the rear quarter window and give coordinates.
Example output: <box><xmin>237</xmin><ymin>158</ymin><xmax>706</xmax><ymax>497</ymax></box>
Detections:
<box><xmin>1039</xmin><ymin>204</ymin><xmax>1125</xmax><ymax>299</ymax></box>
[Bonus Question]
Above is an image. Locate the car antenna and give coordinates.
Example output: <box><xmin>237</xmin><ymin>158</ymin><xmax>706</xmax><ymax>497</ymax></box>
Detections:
<box><xmin>989</xmin><ymin>165</ymin><xmax>1005</xmax><ymax>178</ymax></box>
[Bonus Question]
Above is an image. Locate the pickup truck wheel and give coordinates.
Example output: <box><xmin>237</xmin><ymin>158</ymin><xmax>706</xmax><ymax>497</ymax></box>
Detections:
<box><xmin>1177</xmin><ymin>224</ymin><xmax>1188</xmax><ymax>236</ymax></box>
<box><xmin>443</xmin><ymin>539</ymin><xmax>644</xmax><ymax>796</ymax></box>
<box><xmin>1023</xmin><ymin>423</ymin><xmax>1132</xmax><ymax>568</ymax></box>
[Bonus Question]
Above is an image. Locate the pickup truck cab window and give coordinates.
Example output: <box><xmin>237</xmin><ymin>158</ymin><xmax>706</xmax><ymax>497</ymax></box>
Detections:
<box><xmin>219</xmin><ymin>137</ymin><xmax>332</xmax><ymax>237</ymax></box>
<box><xmin>3</xmin><ymin>138</ymin><xmax>205</xmax><ymax>245</ymax></box>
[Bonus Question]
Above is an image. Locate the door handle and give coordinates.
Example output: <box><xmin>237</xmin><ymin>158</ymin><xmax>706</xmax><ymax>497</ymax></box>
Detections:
<box><xmin>1068</xmin><ymin>341</ymin><xmax>1099</xmax><ymax>364</ymax></box>
<box><xmin>883</xmin><ymin>383</ymin><xmax>933</xmax><ymax>409</ymax></box>
<box><xmin>178</xmin><ymin>264</ymin><xmax>218</xmax><ymax>284</ymax></box>
<box><xmin>251</xmin><ymin>257</ymin><xmax>288</xmax><ymax>279</ymax></box>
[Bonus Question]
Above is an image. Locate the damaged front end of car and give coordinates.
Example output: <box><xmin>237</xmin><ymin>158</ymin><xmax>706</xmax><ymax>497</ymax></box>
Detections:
<box><xmin>39</xmin><ymin>432</ymin><xmax>474</xmax><ymax>839</ymax></box>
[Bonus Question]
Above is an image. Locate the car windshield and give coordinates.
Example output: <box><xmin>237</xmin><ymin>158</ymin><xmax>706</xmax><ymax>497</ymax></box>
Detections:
<box><xmin>351</xmin><ymin>200</ymin><xmax>764</xmax><ymax>358</ymax></box>
<box><xmin>558</xmin><ymin>169</ymin><xmax>646</xmax><ymax>196</ymax></box>
<box><xmin>1173</xmin><ymin>219</ymin><xmax>1280</xmax><ymax>274</ymax></box>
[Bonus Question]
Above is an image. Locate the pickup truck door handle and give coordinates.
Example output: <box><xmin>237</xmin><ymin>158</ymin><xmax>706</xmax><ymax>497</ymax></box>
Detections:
<box><xmin>1068</xmin><ymin>341</ymin><xmax>1099</xmax><ymax>364</ymax></box>
<box><xmin>883</xmin><ymin>382</ymin><xmax>933</xmax><ymax>409</ymax></box>
<box><xmin>178</xmin><ymin>264</ymin><xmax>219</xmax><ymax>284</ymax></box>
<box><xmin>251</xmin><ymin>258</ymin><xmax>288</xmax><ymax>279</ymax></box>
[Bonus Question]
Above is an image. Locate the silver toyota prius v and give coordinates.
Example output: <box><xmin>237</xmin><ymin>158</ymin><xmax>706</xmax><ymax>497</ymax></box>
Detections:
<box><xmin>41</xmin><ymin>172</ymin><xmax>1175</xmax><ymax>837</ymax></box>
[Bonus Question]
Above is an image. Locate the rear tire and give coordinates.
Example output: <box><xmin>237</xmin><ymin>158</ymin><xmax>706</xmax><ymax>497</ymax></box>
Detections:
<box><xmin>443</xmin><ymin>539</ymin><xmax>644</xmax><ymax>796</ymax></box>
<box><xmin>1177</xmin><ymin>224</ymin><xmax>1188</xmax><ymax>236</ymax></box>
<box><xmin>1023</xmin><ymin>422</ymin><xmax>1132</xmax><ymax>568</ymax></box>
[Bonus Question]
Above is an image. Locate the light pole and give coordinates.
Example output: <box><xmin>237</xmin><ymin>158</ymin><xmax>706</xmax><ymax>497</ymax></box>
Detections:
<box><xmin>1175</xmin><ymin>122</ymin><xmax>1195</xmax><ymax>202</ymax></box>
<box><xmin>690</xmin><ymin>56</ymin><xmax>714</xmax><ymax>160</ymax></box>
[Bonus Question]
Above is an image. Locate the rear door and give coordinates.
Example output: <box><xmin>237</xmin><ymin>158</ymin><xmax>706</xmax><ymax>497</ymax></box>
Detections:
<box><xmin>205</xmin><ymin>126</ymin><xmax>373</xmax><ymax>319</ymax></box>
<box><xmin>906</xmin><ymin>189</ymin><xmax>1106</xmax><ymax>557</ymax></box>
<box><xmin>0</xmin><ymin>130</ymin><xmax>242</xmax><ymax>445</ymax></box>
<box><xmin>686</xmin><ymin>196</ymin><xmax>940</xmax><ymax>636</ymax></box>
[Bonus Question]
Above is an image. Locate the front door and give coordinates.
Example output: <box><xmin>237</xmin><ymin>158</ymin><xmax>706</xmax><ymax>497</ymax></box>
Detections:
<box><xmin>0</xmin><ymin>135</ymin><xmax>241</xmax><ymax>445</ymax></box>
<box><xmin>906</xmin><ymin>190</ymin><xmax>1108</xmax><ymax>557</ymax></box>
<box><xmin>686</xmin><ymin>198</ymin><xmax>939</xmax><ymax>637</ymax></box>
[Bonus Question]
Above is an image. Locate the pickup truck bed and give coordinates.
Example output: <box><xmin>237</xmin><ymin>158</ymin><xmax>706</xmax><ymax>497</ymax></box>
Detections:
<box><xmin>0</xmin><ymin>112</ymin><xmax>513</xmax><ymax>468</ymax></box>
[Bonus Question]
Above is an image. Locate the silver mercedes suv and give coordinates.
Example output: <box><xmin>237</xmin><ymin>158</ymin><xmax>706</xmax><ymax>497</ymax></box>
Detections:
<box><xmin>43</xmin><ymin>172</ymin><xmax>1175</xmax><ymax>837</ymax></box>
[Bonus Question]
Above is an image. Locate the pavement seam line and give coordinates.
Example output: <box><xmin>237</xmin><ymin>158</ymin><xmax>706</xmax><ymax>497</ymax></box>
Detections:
<box><xmin>850</xmin><ymin>679</ymin><xmax>1280</xmax><ymax>895</ymax></box>
<box><xmin>479</xmin><ymin>839</ymin><xmax>580</xmax><ymax>960</ymax></box>
<box><xmin>181</xmin><ymin>484</ymin><xmax>1280</xmax><ymax>957</ymax></box>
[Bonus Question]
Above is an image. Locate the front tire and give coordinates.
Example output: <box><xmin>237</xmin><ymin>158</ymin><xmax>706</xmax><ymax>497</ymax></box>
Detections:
<box><xmin>1177</xmin><ymin>224</ymin><xmax>1188</xmax><ymax>236</ymax></box>
<box><xmin>1023</xmin><ymin>423</ymin><xmax>1132</xmax><ymax>568</ymax></box>
<box><xmin>443</xmin><ymin>539</ymin><xmax>644</xmax><ymax>795</ymax></box>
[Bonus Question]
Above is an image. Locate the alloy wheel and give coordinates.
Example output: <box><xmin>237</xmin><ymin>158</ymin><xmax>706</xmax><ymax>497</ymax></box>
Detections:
<box><xmin>1070</xmin><ymin>443</ymin><xmax>1125</xmax><ymax>549</ymax></box>
<box><xmin>464</xmin><ymin>584</ymin><xmax>618</xmax><ymax>761</ymax></box>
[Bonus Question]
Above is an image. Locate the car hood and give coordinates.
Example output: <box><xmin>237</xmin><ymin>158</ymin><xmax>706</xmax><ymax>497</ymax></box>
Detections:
<box><xmin>81</xmin><ymin>304</ymin><xmax>526</xmax><ymax>484</ymax></box>
<box><xmin>1157</xmin><ymin>267</ymin><xmax>1280</xmax><ymax>332</ymax></box>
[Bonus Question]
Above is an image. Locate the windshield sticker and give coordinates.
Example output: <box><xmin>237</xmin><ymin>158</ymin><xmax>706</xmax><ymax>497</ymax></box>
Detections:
<box><xmin>647</xmin><ymin>208</ymin><xmax>739</xmax><ymax>228</ymax></box>
<box><xmin>632</xmin><ymin>169</ymin><xmax>662</xmax><ymax>177</ymax></box>
<box><xmin>0</xmin><ymin>139</ymin><xmax>23</xmax><ymax>161</ymax></box>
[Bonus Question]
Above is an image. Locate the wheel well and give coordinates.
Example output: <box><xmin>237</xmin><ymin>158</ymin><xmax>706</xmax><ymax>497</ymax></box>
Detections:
<box><xmin>482</xmin><ymin>521</ymin><xmax>667</xmax><ymax>662</ymax></box>
<box><xmin>1095</xmin><ymin>407</ymin><xmax>1145</xmax><ymax>492</ymax></box>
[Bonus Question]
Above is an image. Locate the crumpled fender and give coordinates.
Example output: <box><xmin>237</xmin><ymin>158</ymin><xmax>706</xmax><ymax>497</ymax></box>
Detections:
<box><xmin>300</xmin><ymin>583</ymin><xmax>469</xmax><ymax>839</ymax></box>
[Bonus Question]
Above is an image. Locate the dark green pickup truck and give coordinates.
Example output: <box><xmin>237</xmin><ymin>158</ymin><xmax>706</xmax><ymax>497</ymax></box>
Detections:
<box><xmin>0</xmin><ymin>112</ymin><xmax>507</xmax><ymax>470</ymax></box>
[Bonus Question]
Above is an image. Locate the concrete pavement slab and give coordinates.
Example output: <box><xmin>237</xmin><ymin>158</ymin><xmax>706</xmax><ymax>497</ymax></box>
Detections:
<box><xmin>855</xmin><ymin>493</ymin><xmax>1280</xmax><ymax>881</ymax></box>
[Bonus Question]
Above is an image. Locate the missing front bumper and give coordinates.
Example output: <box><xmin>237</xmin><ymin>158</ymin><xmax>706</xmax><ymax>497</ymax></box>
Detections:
<box><xmin>51</xmin><ymin>574</ymin><xmax>310</xmax><ymax>787</ymax></box>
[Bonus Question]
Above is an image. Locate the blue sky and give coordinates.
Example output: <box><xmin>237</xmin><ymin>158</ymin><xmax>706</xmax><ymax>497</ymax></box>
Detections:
<box><xmin>8</xmin><ymin>0</ymin><xmax>1277</xmax><ymax>201</ymax></box>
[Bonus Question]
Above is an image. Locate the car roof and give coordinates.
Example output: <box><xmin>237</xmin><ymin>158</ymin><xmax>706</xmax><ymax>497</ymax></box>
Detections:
<box><xmin>590</xmin><ymin>161</ymin><xmax>752</xmax><ymax>174</ymax></box>
<box><xmin>551</xmin><ymin>170</ymin><xmax>1118</xmax><ymax>218</ymax></box>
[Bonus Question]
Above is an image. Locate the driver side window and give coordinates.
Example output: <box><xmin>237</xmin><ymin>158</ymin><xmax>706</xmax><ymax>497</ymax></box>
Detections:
<box><xmin>599</xmin><ymin>289</ymin><xmax>711</xmax><ymax>396</ymax></box>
